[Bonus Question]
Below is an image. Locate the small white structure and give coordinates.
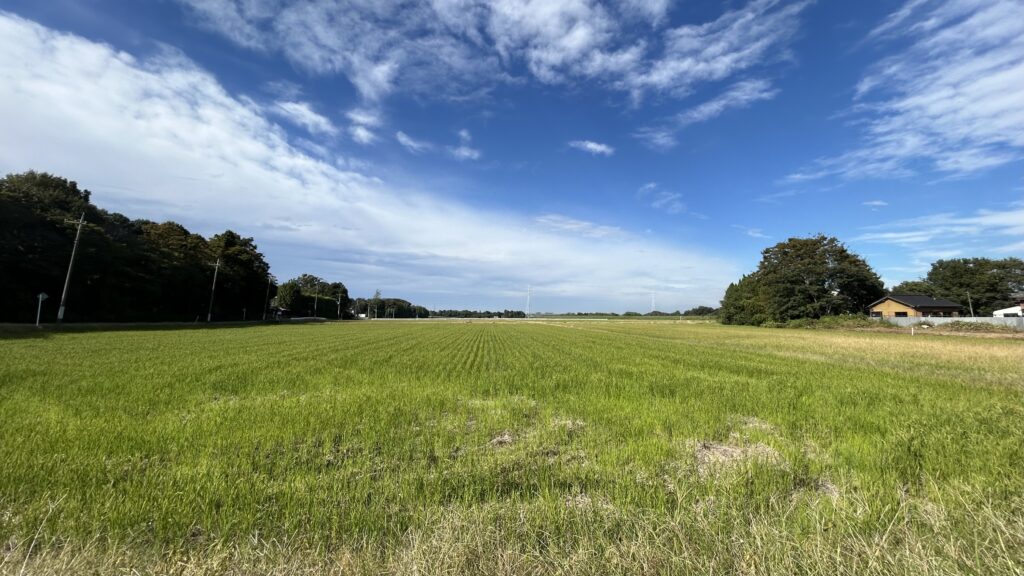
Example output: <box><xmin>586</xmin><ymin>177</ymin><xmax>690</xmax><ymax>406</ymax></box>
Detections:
<box><xmin>993</xmin><ymin>305</ymin><xmax>1022</xmax><ymax>317</ymax></box>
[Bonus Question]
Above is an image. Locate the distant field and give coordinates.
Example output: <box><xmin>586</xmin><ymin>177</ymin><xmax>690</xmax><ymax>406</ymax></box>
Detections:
<box><xmin>1</xmin><ymin>321</ymin><xmax>1022</xmax><ymax>574</ymax></box>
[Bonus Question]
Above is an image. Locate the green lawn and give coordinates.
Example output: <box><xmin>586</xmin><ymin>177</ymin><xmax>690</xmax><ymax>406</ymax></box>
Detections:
<box><xmin>1</xmin><ymin>321</ymin><xmax>1022</xmax><ymax>574</ymax></box>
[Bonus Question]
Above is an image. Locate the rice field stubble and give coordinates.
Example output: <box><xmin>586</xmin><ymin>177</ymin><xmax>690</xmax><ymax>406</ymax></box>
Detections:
<box><xmin>0</xmin><ymin>320</ymin><xmax>1022</xmax><ymax>574</ymax></box>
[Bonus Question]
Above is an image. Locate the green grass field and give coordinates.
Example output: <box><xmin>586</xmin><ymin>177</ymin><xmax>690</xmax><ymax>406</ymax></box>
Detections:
<box><xmin>1</xmin><ymin>321</ymin><xmax>1022</xmax><ymax>574</ymax></box>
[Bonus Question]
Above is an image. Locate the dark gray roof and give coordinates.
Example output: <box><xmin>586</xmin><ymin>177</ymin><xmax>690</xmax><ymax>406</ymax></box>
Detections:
<box><xmin>870</xmin><ymin>294</ymin><xmax>961</xmax><ymax>309</ymax></box>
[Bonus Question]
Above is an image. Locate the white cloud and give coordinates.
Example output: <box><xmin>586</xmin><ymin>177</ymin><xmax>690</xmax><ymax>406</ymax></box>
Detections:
<box><xmin>859</xmin><ymin>206</ymin><xmax>1024</xmax><ymax>245</ymax></box>
<box><xmin>756</xmin><ymin>189</ymin><xmax>802</xmax><ymax>204</ymax></box>
<box><xmin>637</xmin><ymin>182</ymin><xmax>685</xmax><ymax>214</ymax></box>
<box><xmin>788</xmin><ymin>0</ymin><xmax>1024</xmax><ymax>182</ymax></box>
<box><xmin>855</xmin><ymin>203</ymin><xmax>1024</xmax><ymax>265</ymax></box>
<box><xmin>449</xmin><ymin>146</ymin><xmax>482</xmax><ymax>161</ymax></box>
<box><xmin>731</xmin><ymin>225</ymin><xmax>770</xmax><ymax>239</ymax></box>
<box><xmin>345</xmin><ymin>107</ymin><xmax>381</xmax><ymax>145</ymax></box>
<box><xmin>615</xmin><ymin>0</ymin><xmax>674</xmax><ymax>25</ymax></box>
<box><xmin>651</xmin><ymin>192</ymin><xmax>684</xmax><ymax>214</ymax></box>
<box><xmin>270</xmin><ymin>100</ymin><xmax>337</xmax><ymax>136</ymax></box>
<box><xmin>346</xmin><ymin>107</ymin><xmax>382</xmax><ymax>128</ymax></box>
<box><xmin>395</xmin><ymin>131</ymin><xmax>433</xmax><ymax>154</ymax></box>
<box><xmin>535</xmin><ymin>214</ymin><xmax>625</xmax><ymax>238</ymax></box>
<box><xmin>0</xmin><ymin>14</ymin><xmax>738</xmax><ymax>310</ymax></box>
<box><xmin>349</xmin><ymin>125</ymin><xmax>377</xmax><ymax>145</ymax></box>
<box><xmin>862</xmin><ymin>200</ymin><xmax>889</xmax><ymax>207</ymax></box>
<box><xmin>569</xmin><ymin>140</ymin><xmax>615</xmax><ymax>156</ymax></box>
<box><xmin>448</xmin><ymin>128</ymin><xmax>481</xmax><ymax>160</ymax></box>
<box><xmin>622</xmin><ymin>0</ymin><xmax>808</xmax><ymax>101</ymax></box>
<box><xmin>172</xmin><ymin>0</ymin><xmax>808</xmax><ymax>105</ymax></box>
<box><xmin>636</xmin><ymin>78</ymin><xmax>778</xmax><ymax>149</ymax></box>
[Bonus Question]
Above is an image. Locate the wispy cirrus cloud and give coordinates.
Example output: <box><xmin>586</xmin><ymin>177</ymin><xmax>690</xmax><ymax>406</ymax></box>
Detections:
<box><xmin>755</xmin><ymin>189</ymin><xmax>803</xmax><ymax>204</ymax></box>
<box><xmin>731</xmin><ymin>225</ymin><xmax>770</xmax><ymax>239</ymax></box>
<box><xmin>636</xmin><ymin>78</ymin><xmax>779</xmax><ymax>149</ymax></box>
<box><xmin>345</xmin><ymin>107</ymin><xmax>382</xmax><ymax>145</ymax></box>
<box><xmin>569</xmin><ymin>140</ymin><xmax>615</xmax><ymax>156</ymax></box>
<box><xmin>622</xmin><ymin>0</ymin><xmax>808</xmax><ymax>102</ymax></box>
<box><xmin>855</xmin><ymin>203</ymin><xmax>1024</xmax><ymax>270</ymax></box>
<box><xmin>269</xmin><ymin>101</ymin><xmax>337</xmax><ymax>136</ymax></box>
<box><xmin>787</xmin><ymin>0</ymin><xmax>1024</xmax><ymax>182</ymax></box>
<box><xmin>637</xmin><ymin>182</ymin><xmax>685</xmax><ymax>215</ymax></box>
<box><xmin>172</xmin><ymin>0</ymin><xmax>809</xmax><ymax>107</ymax></box>
<box><xmin>535</xmin><ymin>214</ymin><xmax>625</xmax><ymax>238</ymax></box>
<box><xmin>395</xmin><ymin>131</ymin><xmax>433</xmax><ymax>154</ymax></box>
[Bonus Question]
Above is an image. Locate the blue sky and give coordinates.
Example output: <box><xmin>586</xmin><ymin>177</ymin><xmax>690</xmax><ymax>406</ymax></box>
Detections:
<box><xmin>1</xmin><ymin>0</ymin><xmax>1021</xmax><ymax>312</ymax></box>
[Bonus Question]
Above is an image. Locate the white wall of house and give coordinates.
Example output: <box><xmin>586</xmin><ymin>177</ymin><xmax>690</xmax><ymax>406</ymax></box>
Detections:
<box><xmin>993</xmin><ymin>306</ymin><xmax>1022</xmax><ymax>317</ymax></box>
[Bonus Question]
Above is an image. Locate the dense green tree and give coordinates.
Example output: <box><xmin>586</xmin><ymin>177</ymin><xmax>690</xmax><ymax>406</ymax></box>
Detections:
<box><xmin>275</xmin><ymin>280</ymin><xmax>305</xmax><ymax>312</ymax></box>
<box><xmin>0</xmin><ymin>171</ymin><xmax>275</xmax><ymax>323</ymax></box>
<box><xmin>324</xmin><ymin>282</ymin><xmax>351</xmax><ymax>319</ymax></box>
<box><xmin>0</xmin><ymin>172</ymin><xmax>98</xmax><ymax>322</ymax></box>
<box><xmin>682</xmin><ymin>305</ymin><xmax>718</xmax><ymax>316</ymax></box>
<box><xmin>274</xmin><ymin>276</ymin><xmax>351</xmax><ymax>318</ymax></box>
<box><xmin>429</xmin><ymin>309</ymin><xmax>523</xmax><ymax>318</ymax></box>
<box><xmin>208</xmin><ymin>231</ymin><xmax>273</xmax><ymax>321</ymax></box>
<box><xmin>353</xmin><ymin>297</ymin><xmax>428</xmax><ymax>318</ymax></box>
<box><xmin>295</xmin><ymin>274</ymin><xmax>324</xmax><ymax>294</ymax></box>
<box><xmin>718</xmin><ymin>273</ymin><xmax>770</xmax><ymax>325</ymax></box>
<box><xmin>720</xmin><ymin>236</ymin><xmax>884</xmax><ymax>325</ymax></box>
<box><xmin>924</xmin><ymin>258</ymin><xmax>1024</xmax><ymax>316</ymax></box>
<box><xmin>889</xmin><ymin>280</ymin><xmax>939</xmax><ymax>297</ymax></box>
<box><xmin>758</xmin><ymin>235</ymin><xmax>884</xmax><ymax>321</ymax></box>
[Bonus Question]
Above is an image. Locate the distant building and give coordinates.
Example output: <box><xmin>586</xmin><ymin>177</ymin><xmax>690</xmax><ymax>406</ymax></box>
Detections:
<box><xmin>868</xmin><ymin>295</ymin><xmax>961</xmax><ymax>318</ymax></box>
<box><xmin>993</xmin><ymin>293</ymin><xmax>1024</xmax><ymax>317</ymax></box>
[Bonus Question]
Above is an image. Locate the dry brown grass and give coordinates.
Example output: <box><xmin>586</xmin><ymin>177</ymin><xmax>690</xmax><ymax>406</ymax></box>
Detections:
<box><xmin>4</xmin><ymin>487</ymin><xmax>1022</xmax><ymax>576</ymax></box>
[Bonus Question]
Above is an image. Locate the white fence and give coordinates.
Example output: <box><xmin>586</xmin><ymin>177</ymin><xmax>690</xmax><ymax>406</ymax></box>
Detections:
<box><xmin>873</xmin><ymin>316</ymin><xmax>1024</xmax><ymax>331</ymax></box>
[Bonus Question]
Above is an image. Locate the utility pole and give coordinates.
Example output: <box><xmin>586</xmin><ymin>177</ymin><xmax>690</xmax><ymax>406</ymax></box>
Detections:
<box><xmin>36</xmin><ymin>293</ymin><xmax>48</xmax><ymax>327</ymax></box>
<box><xmin>206</xmin><ymin>258</ymin><xmax>220</xmax><ymax>322</ymax></box>
<box><xmin>967</xmin><ymin>291</ymin><xmax>975</xmax><ymax>318</ymax></box>
<box><xmin>336</xmin><ymin>287</ymin><xmax>344</xmax><ymax>320</ymax></box>
<box><xmin>314</xmin><ymin>283</ymin><xmax>320</xmax><ymax>317</ymax></box>
<box><xmin>263</xmin><ymin>276</ymin><xmax>273</xmax><ymax>321</ymax></box>
<box><xmin>57</xmin><ymin>213</ymin><xmax>86</xmax><ymax>323</ymax></box>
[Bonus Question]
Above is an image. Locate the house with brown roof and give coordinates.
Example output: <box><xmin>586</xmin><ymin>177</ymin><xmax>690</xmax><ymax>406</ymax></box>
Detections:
<box><xmin>868</xmin><ymin>294</ymin><xmax>961</xmax><ymax>319</ymax></box>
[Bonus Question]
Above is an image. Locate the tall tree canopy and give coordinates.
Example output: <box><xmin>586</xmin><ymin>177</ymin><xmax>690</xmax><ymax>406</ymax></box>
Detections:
<box><xmin>889</xmin><ymin>280</ymin><xmax>939</xmax><ymax>297</ymax></box>
<box><xmin>274</xmin><ymin>275</ymin><xmax>352</xmax><ymax>318</ymax></box>
<box><xmin>892</xmin><ymin>258</ymin><xmax>1024</xmax><ymax>316</ymax></box>
<box><xmin>720</xmin><ymin>235</ymin><xmax>885</xmax><ymax>325</ymax></box>
<box><xmin>0</xmin><ymin>171</ymin><xmax>275</xmax><ymax>322</ymax></box>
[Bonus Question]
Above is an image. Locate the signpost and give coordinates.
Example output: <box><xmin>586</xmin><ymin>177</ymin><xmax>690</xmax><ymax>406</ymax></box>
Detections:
<box><xmin>36</xmin><ymin>293</ymin><xmax>48</xmax><ymax>327</ymax></box>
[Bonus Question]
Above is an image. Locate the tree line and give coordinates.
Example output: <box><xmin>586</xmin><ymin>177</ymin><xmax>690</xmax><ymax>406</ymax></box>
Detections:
<box><xmin>719</xmin><ymin>234</ymin><xmax>1023</xmax><ymax>325</ymax></box>
<box><xmin>889</xmin><ymin>259</ymin><xmax>1024</xmax><ymax>316</ymax></box>
<box><xmin>430</xmin><ymin>309</ymin><xmax>526</xmax><ymax>318</ymax></box>
<box><xmin>0</xmin><ymin>172</ymin><xmax>274</xmax><ymax>323</ymax></box>
<box><xmin>0</xmin><ymin>171</ymin><xmax>448</xmax><ymax>323</ymax></box>
<box><xmin>275</xmin><ymin>273</ymin><xmax>351</xmax><ymax>319</ymax></box>
<box><xmin>354</xmin><ymin>292</ymin><xmax>431</xmax><ymax>319</ymax></box>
